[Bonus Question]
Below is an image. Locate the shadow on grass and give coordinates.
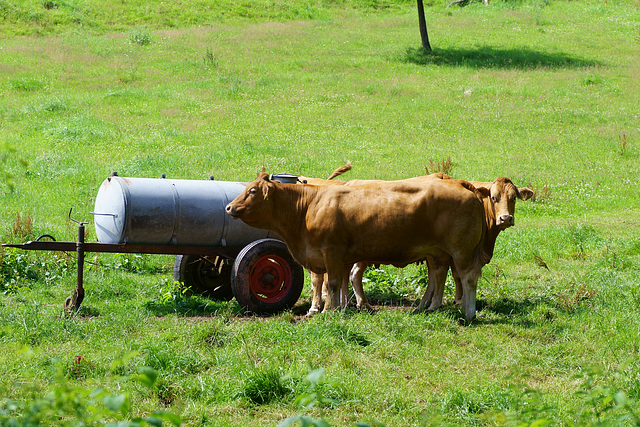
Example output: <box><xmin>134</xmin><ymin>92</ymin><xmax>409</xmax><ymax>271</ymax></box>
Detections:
<box><xmin>403</xmin><ymin>46</ymin><xmax>599</xmax><ymax>69</ymax></box>
<box><xmin>475</xmin><ymin>294</ymin><xmax>595</xmax><ymax>328</ymax></box>
<box><xmin>146</xmin><ymin>296</ymin><xmax>315</xmax><ymax>319</ymax></box>
<box><xmin>144</xmin><ymin>297</ymin><xmax>241</xmax><ymax>317</ymax></box>
<box><xmin>407</xmin><ymin>294</ymin><xmax>593</xmax><ymax>327</ymax></box>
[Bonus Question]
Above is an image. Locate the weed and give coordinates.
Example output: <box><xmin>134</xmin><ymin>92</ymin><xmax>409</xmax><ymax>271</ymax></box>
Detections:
<box><xmin>9</xmin><ymin>77</ymin><xmax>47</xmax><ymax>92</ymax></box>
<box><xmin>424</xmin><ymin>156</ymin><xmax>453</xmax><ymax>175</ymax></box>
<box><xmin>66</xmin><ymin>355</ymin><xmax>95</xmax><ymax>380</ymax></box>
<box><xmin>325</xmin><ymin>322</ymin><xmax>371</xmax><ymax>347</ymax></box>
<box><xmin>203</xmin><ymin>48</ymin><xmax>219</xmax><ymax>69</ymax></box>
<box><xmin>362</xmin><ymin>265</ymin><xmax>423</xmax><ymax>305</ymax></box>
<box><xmin>583</xmin><ymin>73</ymin><xmax>604</xmax><ymax>86</ymax></box>
<box><xmin>157</xmin><ymin>277</ymin><xmax>188</xmax><ymax>304</ymax></box>
<box><xmin>240</xmin><ymin>367</ymin><xmax>295</xmax><ymax>405</ymax></box>
<box><xmin>128</xmin><ymin>27</ymin><xmax>153</xmax><ymax>46</ymax></box>
<box><xmin>118</xmin><ymin>67</ymin><xmax>138</xmax><ymax>84</ymax></box>
<box><xmin>526</xmin><ymin>181</ymin><xmax>552</xmax><ymax>202</ymax></box>
<box><xmin>42</xmin><ymin>0</ymin><xmax>57</xmax><ymax>10</ymax></box>
<box><xmin>194</xmin><ymin>321</ymin><xmax>228</xmax><ymax>347</ymax></box>
<box><xmin>484</xmin><ymin>264</ymin><xmax>506</xmax><ymax>290</ymax></box>
<box><xmin>618</xmin><ymin>132</ymin><xmax>629</xmax><ymax>156</ymax></box>
<box><xmin>442</xmin><ymin>386</ymin><xmax>514</xmax><ymax>423</ymax></box>
<box><xmin>10</xmin><ymin>212</ymin><xmax>33</xmax><ymax>241</ymax></box>
<box><xmin>574</xmin><ymin>366</ymin><xmax>640</xmax><ymax>425</ymax></box>
<box><xmin>554</xmin><ymin>282</ymin><xmax>597</xmax><ymax>312</ymax></box>
<box><xmin>568</xmin><ymin>224</ymin><xmax>601</xmax><ymax>260</ymax></box>
<box><xmin>154</xmin><ymin>377</ymin><xmax>179</xmax><ymax>406</ymax></box>
<box><xmin>41</xmin><ymin>97</ymin><xmax>68</xmax><ymax>112</ymax></box>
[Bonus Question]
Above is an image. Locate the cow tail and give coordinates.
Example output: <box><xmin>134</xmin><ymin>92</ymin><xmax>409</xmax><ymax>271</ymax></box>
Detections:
<box><xmin>326</xmin><ymin>162</ymin><xmax>352</xmax><ymax>180</ymax></box>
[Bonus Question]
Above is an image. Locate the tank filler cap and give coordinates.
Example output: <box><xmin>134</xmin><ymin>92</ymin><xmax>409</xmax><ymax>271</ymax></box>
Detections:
<box><xmin>271</xmin><ymin>173</ymin><xmax>299</xmax><ymax>184</ymax></box>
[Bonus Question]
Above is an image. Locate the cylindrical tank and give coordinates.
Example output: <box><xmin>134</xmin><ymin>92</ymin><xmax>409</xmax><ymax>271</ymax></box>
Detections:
<box><xmin>93</xmin><ymin>175</ymin><xmax>279</xmax><ymax>247</ymax></box>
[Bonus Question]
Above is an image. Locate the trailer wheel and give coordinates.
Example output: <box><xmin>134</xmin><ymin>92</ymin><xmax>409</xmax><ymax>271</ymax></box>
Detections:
<box><xmin>231</xmin><ymin>239</ymin><xmax>304</xmax><ymax>313</ymax></box>
<box><xmin>173</xmin><ymin>255</ymin><xmax>233</xmax><ymax>301</ymax></box>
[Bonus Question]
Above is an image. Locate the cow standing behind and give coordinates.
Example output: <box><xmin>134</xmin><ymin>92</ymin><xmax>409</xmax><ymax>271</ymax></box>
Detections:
<box><xmin>348</xmin><ymin>177</ymin><xmax>534</xmax><ymax>315</ymax></box>
<box><xmin>226</xmin><ymin>173</ymin><xmax>487</xmax><ymax>322</ymax></box>
<box><xmin>292</xmin><ymin>171</ymin><xmax>533</xmax><ymax>317</ymax></box>
<box><xmin>417</xmin><ymin>178</ymin><xmax>534</xmax><ymax>311</ymax></box>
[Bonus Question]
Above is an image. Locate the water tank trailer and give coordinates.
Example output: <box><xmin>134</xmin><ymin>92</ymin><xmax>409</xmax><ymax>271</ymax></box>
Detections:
<box><xmin>3</xmin><ymin>173</ymin><xmax>305</xmax><ymax>314</ymax></box>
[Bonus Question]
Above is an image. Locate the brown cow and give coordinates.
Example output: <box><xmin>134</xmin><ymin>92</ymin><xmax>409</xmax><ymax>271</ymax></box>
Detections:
<box><xmin>313</xmin><ymin>176</ymin><xmax>533</xmax><ymax>316</ymax></box>
<box><xmin>226</xmin><ymin>173</ymin><xmax>487</xmax><ymax>322</ymax></box>
<box><xmin>415</xmin><ymin>177</ymin><xmax>534</xmax><ymax>312</ymax></box>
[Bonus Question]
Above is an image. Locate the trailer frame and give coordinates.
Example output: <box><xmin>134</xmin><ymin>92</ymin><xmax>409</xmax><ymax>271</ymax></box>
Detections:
<box><xmin>2</xmin><ymin>211</ymin><xmax>302</xmax><ymax>314</ymax></box>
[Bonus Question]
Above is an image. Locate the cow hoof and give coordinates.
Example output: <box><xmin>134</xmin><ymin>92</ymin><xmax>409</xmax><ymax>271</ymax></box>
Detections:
<box><xmin>426</xmin><ymin>303</ymin><xmax>443</xmax><ymax>313</ymax></box>
<box><xmin>365</xmin><ymin>305</ymin><xmax>376</xmax><ymax>314</ymax></box>
<box><xmin>463</xmin><ymin>314</ymin><xmax>477</xmax><ymax>326</ymax></box>
<box><xmin>306</xmin><ymin>307</ymin><xmax>320</xmax><ymax>316</ymax></box>
<box><xmin>356</xmin><ymin>303</ymin><xmax>375</xmax><ymax>313</ymax></box>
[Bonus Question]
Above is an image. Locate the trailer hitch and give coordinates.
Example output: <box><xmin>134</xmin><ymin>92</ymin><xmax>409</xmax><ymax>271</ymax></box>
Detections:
<box><xmin>65</xmin><ymin>208</ymin><xmax>89</xmax><ymax>314</ymax></box>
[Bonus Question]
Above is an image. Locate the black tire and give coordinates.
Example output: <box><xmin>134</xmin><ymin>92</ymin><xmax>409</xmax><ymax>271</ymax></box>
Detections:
<box><xmin>231</xmin><ymin>238</ymin><xmax>304</xmax><ymax>313</ymax></box>
<box><xmin>173</xmin><ymin>254</ymin><xmax>233</xmax><ymax>301</ymax></box>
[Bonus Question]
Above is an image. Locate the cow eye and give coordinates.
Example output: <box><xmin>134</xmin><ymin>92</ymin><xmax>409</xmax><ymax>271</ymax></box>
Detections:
<box><xmin>249</xmin><ymin>188</ymin><xmax>257</xmax><ymax>195</ymax></box>
<box><xmin>490</xmin><ymin>195</ymin><xmax>497</xmax><ymax>203</ymax></box>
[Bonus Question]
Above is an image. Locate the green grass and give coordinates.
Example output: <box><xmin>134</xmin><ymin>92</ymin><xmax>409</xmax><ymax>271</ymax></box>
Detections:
<box><xmin>1</xmin><ymin>0</ymin><xmax>640</xmax><ymax>425</ymax></box>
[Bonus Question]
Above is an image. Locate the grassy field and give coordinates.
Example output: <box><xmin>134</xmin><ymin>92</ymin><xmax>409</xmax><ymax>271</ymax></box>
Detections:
<box><xmin>1</xmin><ymin>0</ymin><xmax>640</xmax><ymax>425</ymax></box>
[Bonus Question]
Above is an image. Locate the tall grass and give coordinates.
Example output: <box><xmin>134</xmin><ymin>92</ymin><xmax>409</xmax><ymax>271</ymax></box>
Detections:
<box><xmin>1</xmin><ymin>0</ymin><xmax>639</xmax><ymax>425</ymax></box>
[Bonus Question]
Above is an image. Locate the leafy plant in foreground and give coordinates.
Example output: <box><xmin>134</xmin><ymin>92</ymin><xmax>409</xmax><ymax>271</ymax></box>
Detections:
<box><xmin>481</xmin><ymin>365</ymin><xmax>640</xmax><ymax>426</ymax></box>
<box><xmin>279</xmin><ymin>368</ymin><xmax>339</xmax><ymax>427</ymax></box>
<box><xmin>279</xmin><ymin>369</ymin><xmax>385</xmax><ymax>427</ymax></box>
<box><xmin>0</xmin><ymin>360</ymin><xmax>181</xmax><ymax>426</ymax></box>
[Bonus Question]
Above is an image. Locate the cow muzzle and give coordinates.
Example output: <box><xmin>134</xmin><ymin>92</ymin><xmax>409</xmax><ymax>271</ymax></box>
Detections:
<box><xmin>497</xmin><ymin>214</ymin><xmax>514</xmax><ymax>227</ymax></box>
<box><xmin>225</xmin><ymin>204</ymin><xmax>239</xmax><ymax>218</ymax></box>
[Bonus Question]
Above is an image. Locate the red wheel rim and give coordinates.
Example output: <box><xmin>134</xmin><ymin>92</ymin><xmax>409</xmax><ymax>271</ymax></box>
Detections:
<box><xmin>249</xmin><ymin>254</ymin><xmax>293</xmax><ymax>303</ymax></box>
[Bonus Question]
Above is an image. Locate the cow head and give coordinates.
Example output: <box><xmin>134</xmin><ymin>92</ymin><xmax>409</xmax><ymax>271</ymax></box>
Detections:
<box><xmin>226</xmin><ymin>173</ymin><xmax>275</xmax><ymax>226</ymax></box>
<box><xmin>474</xmin><ymin>177</ymin><xmax>534</xmax><ymax>229</ymax></box>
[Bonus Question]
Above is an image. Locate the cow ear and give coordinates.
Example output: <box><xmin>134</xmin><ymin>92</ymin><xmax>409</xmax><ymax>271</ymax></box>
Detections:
<box><xmin>474</xmin><ymin>186</ymin><xmax>491</xmax><ymax>198</ymax></box>
<box><xmin>517</xmin><ymin>187</ymin><xmax>534</xmax><ymax>201</ymax></box>
<box><xmin>262</xmin><ymin>179</ymin><xmax>275</xmax><ymax>200</ymax></box>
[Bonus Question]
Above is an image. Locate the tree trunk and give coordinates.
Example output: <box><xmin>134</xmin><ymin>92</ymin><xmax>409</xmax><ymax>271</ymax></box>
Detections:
<box><xmin>416</xmin><ymin>0</ymin><xmax>432</xmax><ymax>52</ymax></box>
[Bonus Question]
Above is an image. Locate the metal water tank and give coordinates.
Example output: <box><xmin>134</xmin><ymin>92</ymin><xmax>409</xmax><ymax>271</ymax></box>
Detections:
<box><xmin>92</xmin><ymin>175</ymin><xmax>277</xmax><ymax>247</ymax></box>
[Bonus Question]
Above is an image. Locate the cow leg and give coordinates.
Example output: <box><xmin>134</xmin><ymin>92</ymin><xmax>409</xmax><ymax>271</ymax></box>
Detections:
<box><xmin>451</xmin><ymin>263</ymin><xmax>463</xmax><ymax>306</ymax></box>
<box><xmin>349</xmin><ymin>262</ymin><xmax>374</xmax><ymax>312</ymax></box>
<box><xmin>415</xmin><ymin>257</ymin><xmax>448</xmax><ymax>312</ymax></box>
<box><xmin>456</xmin><ymin>268</ymin><xmax>481</xmax><ymax>323</ymax></box>
<box><xmin>307</xmin><ymin>272</ymin><xmax>325</xmax><ymax>316</ymax></box>
<box><xmin>340</xmin><ymin>266</ymin><xmax>350</xmax><ymax>309</ymax></box>
<box><xmin>415</xmin><ymin>265</ymin><xmax>434</xmax><ymax>312</ymax></box>
<box><xmin>425</xmin><ymin>257</ymin><xmax>449</xmax><ymax>311</ymax></box>
<box><xmin>325</xmin><ymin>274</ymin><xmax>342</xmax><ymax>311</ymax></box>
<box><xmin>322</xmin><ymin>255</ymin><xmax>345</xmax><ymax>311</ymax></box>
